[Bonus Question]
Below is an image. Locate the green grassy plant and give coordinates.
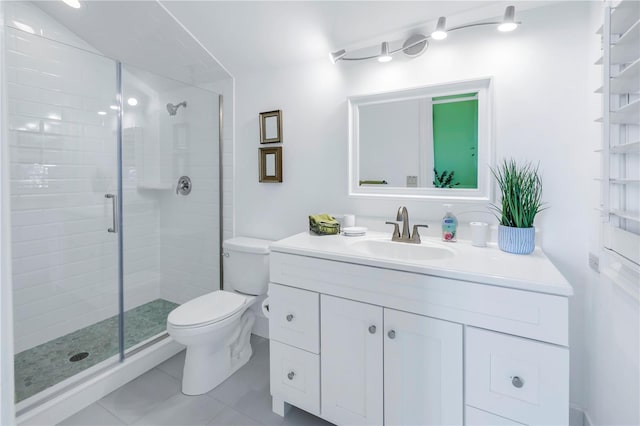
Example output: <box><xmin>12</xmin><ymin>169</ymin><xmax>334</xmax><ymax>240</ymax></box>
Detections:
<box><xmin>491</xmin><ymin>159</ymin><xmax>546</xmax><ymax>228</ymax></box>
<box><xmin>433</xmin><ymin>168</ymin><xmax>460</xmax><ymax>188</ymax></box>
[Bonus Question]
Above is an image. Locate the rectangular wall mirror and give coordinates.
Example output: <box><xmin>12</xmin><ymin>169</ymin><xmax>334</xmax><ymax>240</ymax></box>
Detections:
<box><xmin>260</xmin><ymin>110</ymin><xmax>282</xmax><ymax>144</ymax></box>
<box><xmin>349</xmin><ymin>78</ymin><xmax>493</xmax><ymax>201</ymax></box>
<box><xmin>259</xmin><ymin>146</ymin><xmax>283</xmax><ymax>182</ymax></box>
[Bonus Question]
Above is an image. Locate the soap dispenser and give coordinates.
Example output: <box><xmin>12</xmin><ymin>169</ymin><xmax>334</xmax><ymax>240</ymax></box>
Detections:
<box><xmin>442</xmin><ymin>204</ymin><xmax>458</xmax><ymax>242</ymax></box>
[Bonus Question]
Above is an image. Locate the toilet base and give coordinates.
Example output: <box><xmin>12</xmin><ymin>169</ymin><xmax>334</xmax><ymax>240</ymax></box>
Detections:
<box><xmin>181</xmin><ymin>310</ymin><xmax>256</xmax><ymax>395</ymax></box>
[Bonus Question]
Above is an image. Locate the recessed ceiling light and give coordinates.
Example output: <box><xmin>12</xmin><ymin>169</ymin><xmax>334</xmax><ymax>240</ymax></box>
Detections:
<box><xmin>127</xmin><ymin>98</ymin><xmax>138</xmax><ymax>106</ymax></box>
<box><xmin>60</xmin><ymin>0</ymin><xmax>81</xmax><ymax>9</ymax></box>
<box><xmin>97</xmin><ymin>111</ymin><xmax>107</xmax><ymax>116</ymax></box>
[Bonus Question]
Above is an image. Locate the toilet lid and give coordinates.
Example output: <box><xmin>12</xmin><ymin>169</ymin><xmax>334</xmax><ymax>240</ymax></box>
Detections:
<box><xmin>168</xmin><ymin>291</ymin><xmax>248</xmax><ymax>328</ymax></box>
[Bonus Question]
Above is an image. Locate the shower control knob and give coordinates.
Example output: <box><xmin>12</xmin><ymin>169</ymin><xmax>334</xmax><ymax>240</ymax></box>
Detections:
<box><xmin>286</xmin><ymin>314</ymin><xmax>294</xmax><ymax>322</ymax></box>
<box><xmin>287</xmin><ymin>371</ymin><xmax>295</xmax><ymax>380</ymax></box>
<box><xmin>176</xmin><ymin>176</ymin><xmax>192</xmax><ymax>196</ymax></box>
<box><xmin>512</xmin><ymin>376</ymin><xmax>524</xmax><ymax>388</ymax></box>
<box><xmin>368</xmin><ymin>325</ymin><xmax>376</xmax><ymax>334</ymax></box>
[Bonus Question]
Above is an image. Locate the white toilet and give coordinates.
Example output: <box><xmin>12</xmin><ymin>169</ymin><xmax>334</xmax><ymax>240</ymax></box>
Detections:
<box><xmin>167</xmin><ymin>236</ymin><xmax>272</xmax><ymax>395</ymax></box>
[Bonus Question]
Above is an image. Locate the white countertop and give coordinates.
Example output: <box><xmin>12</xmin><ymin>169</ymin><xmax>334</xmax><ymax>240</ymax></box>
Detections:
<box><xmin>270</xmin><ymin>231</ymin><xmax>573</xmax><ymax>297</ymax></box>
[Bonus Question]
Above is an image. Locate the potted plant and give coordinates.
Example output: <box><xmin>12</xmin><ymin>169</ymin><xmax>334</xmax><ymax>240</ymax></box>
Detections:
<box><xmin>490</xmin><ymin>159</ymin><xmax>546</xmax><ymax>254</ymax></box>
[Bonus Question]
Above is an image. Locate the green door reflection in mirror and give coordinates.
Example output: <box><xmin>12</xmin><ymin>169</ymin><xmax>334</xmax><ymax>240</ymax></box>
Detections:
<box><xmin>432</xmin><ymin>93</ymin><xmax>478</xmax><ymax>189</ymax></box>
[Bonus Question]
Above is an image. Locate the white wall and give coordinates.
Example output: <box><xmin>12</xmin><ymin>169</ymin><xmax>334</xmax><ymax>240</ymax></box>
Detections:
<box><xmin>233</xmin><ymin>2</ymin><xmax>602</xmax><ymax>412</ymax></box>
<box><xmin>585</xmin><ymin>268</ymin><xmax>639</xmax><ymax>425</ymax></box>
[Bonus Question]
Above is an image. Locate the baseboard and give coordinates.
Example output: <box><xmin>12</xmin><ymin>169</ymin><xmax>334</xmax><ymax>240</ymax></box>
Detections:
<box><xmin>17</xmin><ymin>338</ymin><xmax>182</xmax><ymax>426</ymax></box>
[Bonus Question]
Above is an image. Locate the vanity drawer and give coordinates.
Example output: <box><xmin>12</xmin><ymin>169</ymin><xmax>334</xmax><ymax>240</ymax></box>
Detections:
<box><xmin>268</xmin><ymin>283</ymin><xmax>319</xmax><ymax>353</ymax></box>
<box><xmin>270</xmin><ymin>340</ymin><xmax>320</xmax><ymax>416</ymax></box>
<box><xmin>465</xmin><ymin>406</ymin><xmax>524</xmax><ymax>425</ymax></box>
<box><xmin>465</xmin><ymin>327</ymin><xmax>569</xmax><ymax>425</ymax></box>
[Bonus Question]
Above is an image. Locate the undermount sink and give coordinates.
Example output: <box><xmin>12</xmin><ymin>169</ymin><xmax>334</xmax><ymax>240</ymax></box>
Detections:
<box><xmin>348</xmin><ymin>238</ymin><xmax>456</xmax><ymax>261</ymax></box>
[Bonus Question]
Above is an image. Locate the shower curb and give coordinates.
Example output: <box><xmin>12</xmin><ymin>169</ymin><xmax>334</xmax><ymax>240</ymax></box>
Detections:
<box><xmin>16</xmin><ymin>338</ymin><xmax>182</xmax><ymax>426</ymax></box>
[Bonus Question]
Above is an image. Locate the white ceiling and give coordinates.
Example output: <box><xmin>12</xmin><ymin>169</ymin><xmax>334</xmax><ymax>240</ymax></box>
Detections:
<box><xmin>34</xmin><ymin>0</ymin><xmax>232</xmax><ymax>86</ymax></box>
<box><xmin>35</xmin><ymin>1</ymin><xmax>553</xmax><ymax>79</ymax></box>
<box><xmin>161</xmin><ymin>1</ymin><xmax>504</xmax><ymax>75</ymax></box>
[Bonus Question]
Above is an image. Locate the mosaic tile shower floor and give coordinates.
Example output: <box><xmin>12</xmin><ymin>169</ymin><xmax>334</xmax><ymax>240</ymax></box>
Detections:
<box><xmin>14</xmin><ymin>299</ymin><xmax>179</xmax><ymax>402</ymax></box>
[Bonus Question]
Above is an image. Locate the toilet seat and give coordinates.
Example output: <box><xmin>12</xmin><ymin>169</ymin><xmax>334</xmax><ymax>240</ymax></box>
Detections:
<box><xmin>168</xmin><ymin>291</ymin><xmax>249</xmax><ymax>329</ymax></box>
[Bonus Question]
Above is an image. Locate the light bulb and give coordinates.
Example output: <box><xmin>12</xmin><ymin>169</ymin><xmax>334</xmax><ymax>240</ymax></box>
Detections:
<box><xmin>498</xmin><ymin>5</ymin><xmax>518</xmax><ymax>32</ymax></box>
<box><xmin>431</xmin><ymin>17</ymin><xmax>448</xmax><ymax>40</ymax></box>
<box><xmin>378</xmin><ymin>42</ymin><xmax>392</xmax><ymax>63</ymax></box>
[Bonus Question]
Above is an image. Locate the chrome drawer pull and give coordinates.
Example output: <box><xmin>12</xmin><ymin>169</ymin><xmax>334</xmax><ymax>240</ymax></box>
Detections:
<box><xmin>512</xmin><ymin>376</ymin><xmax>524</xmax><ymax>388</ymax></box>
<box><xmin>388</xmin><ymin>330</ymin><xmax>396</xmax><ymax>339</ymax></box>
<box><xmin>286</xmin><ymin>314</ymin><xmax>294</xmax><ymax>322</ymax></box>
<box><xmin>287</xmin><ymin>371</ymin><xmax>295</xmax><ymax>380</ymax></box>
<box><xmin>368</xmin><ymin>325</ymin><xmax>376</xmax><ymax>334</ymax></box>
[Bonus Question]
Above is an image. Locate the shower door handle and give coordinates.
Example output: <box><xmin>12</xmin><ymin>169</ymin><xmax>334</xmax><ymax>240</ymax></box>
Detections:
<box><xmin>105</xmin><ymin>194</ymin><xmax>118</xmax><ymax>233</ymax></box>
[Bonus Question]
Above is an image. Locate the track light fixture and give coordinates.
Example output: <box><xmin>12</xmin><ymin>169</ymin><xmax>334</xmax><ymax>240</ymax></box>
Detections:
<box><xmin>378</xmin><ymin>42</ymin><xmax>392</xmax><ymax>63</ymax></box>
<box><xmin>329</xmin><ymin>49</ymin><xmax>346</xmax><ymax>64</ymax></box>
<box><xmin>498</xmin><ymin>5</ymin><xmax>518</xmax><ymax>32</ymax></box>
<box><xmin>431</xmin><ymin>17</ymin><xmax>448</xmax><ymax>40</ymax></box>
<box><xmin>330</xmin><ymin>5</ymin><xmax>520</xmax><ymax>64</ymax></box>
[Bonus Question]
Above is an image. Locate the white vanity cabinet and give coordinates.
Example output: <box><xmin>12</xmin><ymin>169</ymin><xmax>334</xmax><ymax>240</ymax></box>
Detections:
<box><xmin>320</xmin><ymin>295</ymin><xmax>383</xmax><ymax>425</ymax></box>
<box><xmin>267</xmin><ymin>232</ymin><xmax>572</xmax><ymax>426</ymax></box>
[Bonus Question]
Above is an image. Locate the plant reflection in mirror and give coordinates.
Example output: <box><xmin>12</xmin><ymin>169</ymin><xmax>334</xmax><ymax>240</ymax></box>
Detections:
<box><xmin>433</xmin><ymin>168</ymin><xmax>460</xmax><ymax>188</ymax></box>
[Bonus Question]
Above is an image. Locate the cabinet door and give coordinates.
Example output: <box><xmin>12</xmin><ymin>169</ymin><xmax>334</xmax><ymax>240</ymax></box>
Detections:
<box><xmin>321</xmin><ymin>295</ymin><xmax>383</xmax><ymax>426</ymax></box>
<box><xmin>384</xmin><ymin>308</ymin><xmax>463</xmax><ymax>426</ymax></box>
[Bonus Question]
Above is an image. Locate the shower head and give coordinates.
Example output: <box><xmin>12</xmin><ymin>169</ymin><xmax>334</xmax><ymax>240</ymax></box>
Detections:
<box><xmin>166</xmin><ymin>101</ymin><xmax>187</xmax><ymax>116</ymax></box>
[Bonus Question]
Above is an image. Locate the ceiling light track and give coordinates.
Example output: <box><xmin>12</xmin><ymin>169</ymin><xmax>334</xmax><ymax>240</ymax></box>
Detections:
<box><xmin>330</xmin><ymin>5</ymin><xmax>520</xmax><ymax>64</ymax></box>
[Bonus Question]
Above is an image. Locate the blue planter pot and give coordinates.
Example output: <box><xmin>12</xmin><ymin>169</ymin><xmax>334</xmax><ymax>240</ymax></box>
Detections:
<box><xmin>498</xmin><ymin>225</ymin><xmax>535</xmax><ymax>254</ymax></box>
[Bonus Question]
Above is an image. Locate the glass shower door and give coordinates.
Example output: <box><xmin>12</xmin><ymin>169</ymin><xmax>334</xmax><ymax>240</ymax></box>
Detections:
<box><xmin>120</xmin><ymin>65</ymin><xmax>221</xmax><ymax>353</ymax></box>
<box><xmin>6</xmin><ymin>28</ymin><xmax>122</xmax><ymax>403</ymax></box>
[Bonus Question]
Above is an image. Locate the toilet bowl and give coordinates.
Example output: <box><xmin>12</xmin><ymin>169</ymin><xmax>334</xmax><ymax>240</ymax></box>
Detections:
<box><xmin>167</xmin><ymin>236</ymin><xmax>272</xmax><ymax>395</ymax></box>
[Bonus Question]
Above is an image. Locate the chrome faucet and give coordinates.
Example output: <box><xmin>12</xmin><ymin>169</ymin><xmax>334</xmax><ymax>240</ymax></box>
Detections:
<box><xmin>385</xmin><ymin>206</ymin><xmax>429</xmax><ymax>244</ymax></box>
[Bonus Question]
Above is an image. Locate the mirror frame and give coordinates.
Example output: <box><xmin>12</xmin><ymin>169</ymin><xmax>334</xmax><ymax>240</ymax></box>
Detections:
<box><xmin>348</xmin><ymin>77</ymin><xmax>493</xmax><ymax>202</ymax></box>
<box><xmin>259</xmin><ymin>146</ymin><xmax>283</xmax><ymax>182</ymax></box>
<box><xmin>259</xmin><ymin>110</ymin><xmax>282</xmax><ymax>144</ymax></box>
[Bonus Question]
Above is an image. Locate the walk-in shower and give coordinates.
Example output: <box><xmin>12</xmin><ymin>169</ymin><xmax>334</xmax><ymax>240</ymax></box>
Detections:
<box><xmin>3</xmin><ymin>2</ymin><xmax>223</xmax><ymax>419</ymax></box>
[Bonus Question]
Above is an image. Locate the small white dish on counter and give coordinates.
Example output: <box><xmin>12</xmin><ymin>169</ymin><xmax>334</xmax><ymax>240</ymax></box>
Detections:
<box><xmin>343</xmin><ymin>226</ymin><xmax>367</xmax><ymax>236</ymax></box>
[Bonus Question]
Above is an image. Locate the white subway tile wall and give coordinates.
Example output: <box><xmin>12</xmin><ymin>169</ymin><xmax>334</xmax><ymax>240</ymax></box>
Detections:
<box><xmin>146</xmin><ymin>81</ymin><xmax>221</xmax><ymax>304</ymax></box>
<box><xmin>6</xmin><ymin>27</ymin><xmax>126</xmax><ymax>353</ymax></box>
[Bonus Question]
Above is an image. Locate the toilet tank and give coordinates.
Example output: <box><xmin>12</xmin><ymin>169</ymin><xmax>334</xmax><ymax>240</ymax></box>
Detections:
<box><xmin>222</xmin><ymin>237</ymin><xmax>273</xmax><ymax>295</ymax></box>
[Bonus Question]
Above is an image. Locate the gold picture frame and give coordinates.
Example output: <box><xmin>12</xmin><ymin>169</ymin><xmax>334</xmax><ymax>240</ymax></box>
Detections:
<box><xmin>259</xmin><ymin>147</ymin><xmax>283</xmax><ymax>182</ymax></box>
<box><xmin>259</xmin><ymin>110</ymin><xmax>282</xmax><ymax>144</ymax></box>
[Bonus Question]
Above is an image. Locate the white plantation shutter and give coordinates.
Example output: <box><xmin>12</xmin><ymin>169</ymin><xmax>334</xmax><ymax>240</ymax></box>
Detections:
<box><xmin>598</xmin><ymin>1</ymin><xmax>640</xmax><ymax>267</ymax></box>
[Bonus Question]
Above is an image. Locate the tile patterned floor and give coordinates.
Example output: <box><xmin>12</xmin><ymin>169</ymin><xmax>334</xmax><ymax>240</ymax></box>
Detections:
<box><xmin>58</xmin><ymin>336</ymin><xmax>334</xmax><ymax>426</ymax></box>
<box><xmin>15</xmin><ymin>299</ymin><xmax>179</xmax><ymax>402</ymax></box>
